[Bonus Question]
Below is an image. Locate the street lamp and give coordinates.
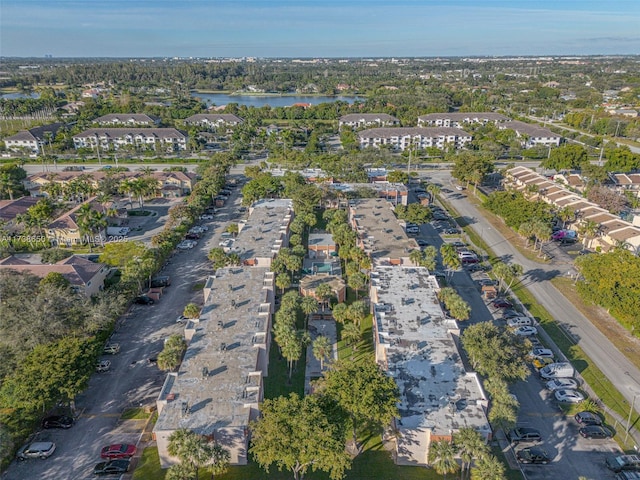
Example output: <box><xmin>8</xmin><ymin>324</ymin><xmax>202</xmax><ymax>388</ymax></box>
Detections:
<box><xmin>626</xmin><ymin>393</ymin><xmax>637</xmax><ymax>444</ymax></box>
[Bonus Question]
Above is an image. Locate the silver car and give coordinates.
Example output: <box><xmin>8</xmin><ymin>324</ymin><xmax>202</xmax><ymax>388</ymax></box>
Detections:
<box><xmin>17</xmin><ymin>442</ymin><xmax>56</xmax><ymax>460</ymax></box>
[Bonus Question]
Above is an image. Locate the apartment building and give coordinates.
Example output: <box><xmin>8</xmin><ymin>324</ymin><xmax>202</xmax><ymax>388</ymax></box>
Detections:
<box><xmin>72</xmin><ymin>128</ymin><xmax>187</xmax><ymax>151</ymax></box>
<box><xmin>4</xmin><ymin>123</ymin><xmax>64</xmax><ymax>153</ymax></box>
<box><xmin>154</xmin><ymin>267</ymin><xmax>275</xmax><ymax>467</ymax></box>
<box><xmin>417</xmin><ymin>112</ymin><xmax>510</xmax><ymax>128</ymax></box>
<box><xmin>357</xmin><ymin>127</ymin><xmax>472</xmax><ymax>151</ymax></box>
<box><xmin>339</xmin><ymin>113</ymin><xmax>400</xmax><ymax>129</ymax></box>
<box><xmin>183</xmin><ymin>114</ymin><xmax>244</xmax><ymax>129</ymax></box>
<box><xmin>92</xmin><ymin>113</ymin><xmax>161</xmax><ymax>126</ymax></box>
<box><xmin>371</xmin><ymin>266</ymin><xmax>491</xmax><ymax>466</ymax></box>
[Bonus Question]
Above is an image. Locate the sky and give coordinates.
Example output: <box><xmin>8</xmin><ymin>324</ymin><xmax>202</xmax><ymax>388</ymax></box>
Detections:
<box><xmin>1</xmin><ymin>0</ymin><xmax>640</xmax><ymax>58</ymax></box>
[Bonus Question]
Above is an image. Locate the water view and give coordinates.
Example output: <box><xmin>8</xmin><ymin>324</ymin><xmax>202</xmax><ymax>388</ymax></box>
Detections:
<box><xmin>191</xmin><ymin>92</ymin><xmax>361</xmax><ymax>108</ymax></box>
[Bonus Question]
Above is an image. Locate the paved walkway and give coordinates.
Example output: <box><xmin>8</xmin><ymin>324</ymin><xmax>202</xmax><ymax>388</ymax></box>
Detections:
<box><xmin>304</xmin><ymin>318</ymin><xmax>338</xmax><ymax>395</ymax></box>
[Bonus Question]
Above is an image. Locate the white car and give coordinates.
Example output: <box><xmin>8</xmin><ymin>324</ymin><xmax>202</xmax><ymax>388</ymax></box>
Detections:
<box><xmin>200</xmin><ymin>214</ymin><xmax>214</xmax><ymax>220</ymax></box>
<box><xmin>530</xmin><ymin>348</ymin><xmax>554</xmax><ymax>358</ymax></box>
<box><xmin>177</xmin><ymin>240</ymin><xmax>196</xmax><ymax>250</ymax></box>
<box><xmin>555</xmin><ymin>389</ymin><xmax>585</xmax><ymax>404</ymax></box>
<box><xmin>546</xmin><ymin>378</ymin><xmax>579</xmax><ymax>391</ymax></box>
<box><xmin>514</xmin><ymin>326</ymin><xmax>538</xmax><ymax>336</ymax></box>
<box><xmin>219</xmin><ymin>239</ymin><xmax>235</xmax><ymax>247</ymax></box>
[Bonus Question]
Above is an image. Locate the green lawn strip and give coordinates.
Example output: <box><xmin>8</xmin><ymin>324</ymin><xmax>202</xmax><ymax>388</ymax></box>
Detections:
<box><xmin>510</xmin><ymin>281</ymin><xmax>640</xmax><ymax>444</ymax></box>
<box><xmin>490</xmin><ymin>445</ymin><xmax>523</xmax><ymax>480</ymax></box>
<box><xmin>132</xmin><ymin>446</ymin><xmax>165</xmax><ymax>480</ymax></box>
<box><xmin>263</xmin><ymin>331</ymin><xmax>306</xmax><ymax>400</ymax></box>
<box><xmin>120</xmin><ymin>407</ymin><xmax>151</xmax><ymax>420</ymax></box>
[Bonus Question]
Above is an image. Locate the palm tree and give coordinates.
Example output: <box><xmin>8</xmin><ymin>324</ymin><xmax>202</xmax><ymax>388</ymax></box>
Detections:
<box><xmin>315</xmin><ymin>283</ymin><xmax>333</xmax><ymax>312</ymax></box>
<box><xmin>312</xmin><ymin>335</ymin><xmax>332</xmax><ymax>371</ymax></box>
<box><xmin>409</xmin><ymin>249</ymin><xmax>424</xmax><ymax>266</ymax></box>
<box><xmin>0</xmin><ymin>172</ymin><xmax>20</xmax><ymax>201</ymax></box>
<box><xmin>428</xmin><ymin>440</ymin><xmax>459</xmax><ymax>479</ymax></box>
<box><xmin>470</xmin><ymin>454</ymin><xmax>506</xmax><ymax>480</ymax></box>
<box><xmin>453</xmin><ymin>428</ymin><xmax>488</xmax><ymax>480</ymax></box>
<box><xmin>558</xmin><ymin>206</ymin><xmax>574</xmax><ymax>229</ymax></box>
<box><xmin>167</xmin><ymin>429</ymin><xmax>229</xmax><ymax>480</ymax></box>
<box><xmin>426</xmin><ymin>183</ymin><xmax>441</xmax><ymax>202</ymax></box>
<box><xmin>578</xmin><ymin>220</ymin><xmax>599</xmax><ymax>249</ymax></box>
<box><xmin>341</xmin><ymin>322</ymin><xmax>361</xmax><ymax>350</ymax></box>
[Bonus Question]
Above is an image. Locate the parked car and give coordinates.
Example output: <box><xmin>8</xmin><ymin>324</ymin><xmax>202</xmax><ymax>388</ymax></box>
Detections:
<box><xmin>514</xmin><ymin>326</ymin><xmax>538</xmax><ymax>336</ymax></box>
<box><xmin>540</xmin><ymin>362</ymin><xmax>575</xmax><ymax>379</ymax></box>
<box><xmin>508</xmin><ymin>317</ymin><xmax>533</xmax><ymax>328</ymax></box>
<box><xmin>100</xmin><ymin>444</ymin><xmax>137</xmax><ymax>459</ymax></box>
<box><xmin>444</xmin><ymin>228</ymin><xmax>460</xmax><ymax>235</ymax></box>
<box><xmin>150</xmin><ymin>276</ymin><xmax>171</xmax><ymax>288</ymax></box>
<box><xmin>574</xmin><ymin>411</ymin><xmax>602</xmax><ymax>426</ymax></box>
<box><xmin>93</xmin><ymin>459</ymin><xmax>131</xmax><ymax>475</ymax></box>
<box><xmin>546</xmin><ymin>378</ymin><xmax>579</xmax><ymax>391</ymax></box>
<box><xmin>532</xmin><ymin>357</ymin><xmax>553</xmax><ymax>369</ymax></box>
<box><xmin>580</xmin><ymin>425</ymin><xmax>613</xmax><ymax>439</ymax></box>
<box><xmin>516</xmin><ymin>447</ymin><xmax>550</xmax><ymax>464</ymax></box>
<box><xmin>42</xmin><ymin>415</ymin><xmax>73</xmax><ymax>429</ymax></box>
<box><xmin>606</xmin><ymin>454</ymin><xmax>640</xmax><ymax>472</ymax></box>
<box><xmin>16</xmin><ymin>442</ymin><xmax>56</xmax><ymax>460</ymax></box>
<box><xmin>531</xmin><ymin>347</ymin><xmax>554</xmax><ymax>358</ymax></box>
<box><xmin>185</xmin><ymin>233</ymin><xmax>200</xmax><ymax>240</ymax></box>
<box><xmin>507</xmin><ymin>427</ymin><xmax>542</xmax><ymax>444</ymax></box>
<box><xmin>416</xmin><ymin>239</ymin><xmax>429</xmax><ymax>247</ymax></box>
<box><xmin>96</xmin><ymin>360</ymin><xmax>111</xmax><ymax>373</ymax></box>
<box><xmin>134</xmin><ymin>295</ymin><xmax>154</xmax><ymax>305</ymax></box>
<box><xmin>177</xmin><ymin>240</ymin><xmax>197</xmax><ymax>250</ymax></box>
<box><xmin>103</xmin><ymin>343</ymin><xmax>120</xmax><ymax>355</ymax></box>
<box><xmin>176</xmin><ymin>315</ymin><xmax>189</xmax><ymax>324</ymax></box>
<box><xmin>461</xmin><ymin>256</ymin><xmax>479</xmax><ymax>264</ymax></box>
<box><xmin>200</xmin><ymin>214</ymin><xmax>214</xmax><ymax>220</ymax></box>
<box><xmin>492</xmin><ymin>299</ymin><xmax>513</xmax><ymax>309</ymax></box>
<box><xmin>555</xmin><ymin>389</ymin><xmax>585</xmax><ymax>404</ymax></box>
<box><xmin>502</xmin><ymin>309</ymin><xmax>522</xmax><ymax>319</ymax></box>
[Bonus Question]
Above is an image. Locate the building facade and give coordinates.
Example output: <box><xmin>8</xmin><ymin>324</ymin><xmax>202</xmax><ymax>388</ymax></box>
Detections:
<box><xmin>357</xmin><ymin>127</ymin><xmax>472</xmax><ymax>151</ymax></box>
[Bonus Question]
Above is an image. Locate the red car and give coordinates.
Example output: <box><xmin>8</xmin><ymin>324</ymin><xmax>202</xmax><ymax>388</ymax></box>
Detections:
<box><xmin>492</xmin><ymin>299</ymin><xmax>513</xmax><ymax>309</ymax></box>
<box><xmin>100</xmin><ymin>444</ymin><xmax>137</xmax><ymax>459</ymax></box>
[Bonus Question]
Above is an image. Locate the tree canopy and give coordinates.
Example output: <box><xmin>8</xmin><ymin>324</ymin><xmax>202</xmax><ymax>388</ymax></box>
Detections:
<box><xmin>250</xmin><ymin>393</ymin><xmax>351</xmax><ymax>480</ymax></box>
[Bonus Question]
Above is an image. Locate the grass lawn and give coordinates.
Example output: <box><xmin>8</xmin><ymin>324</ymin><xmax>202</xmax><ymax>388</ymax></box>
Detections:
<box><xmin>120</xmin><ymin>407</ymin><xmax>151</xmax><ymax>420</ymax></box>
<box><xmin>439</xmin><ymin>191</ymin><xmax>640</xmax><ymax>452</ymax></box>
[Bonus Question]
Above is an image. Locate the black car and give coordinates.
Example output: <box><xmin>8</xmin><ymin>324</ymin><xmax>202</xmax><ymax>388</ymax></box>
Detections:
<box><xmin>507</xmin><ymin>427</ymin><xmax>542</xmax><ymax>444</ymax></box>
<box><xmin>134</xmin><ymin>295</ymin><xmax>154</xmax><ymax>305</ymax></box>
<box><xmin>150</xmin><ymin>276</ymin><xmax>171</xmax><ymax>288</ymax></box>
<box><xmin>574</xmin><ymin>411</ymin><xmax>602</xmax><ymax>426</ymax></box>
<box><xmin>416</xmin><ymin>239</ymin><xmax>429</xmax><ymax>247</ymax></box>
<box><xmin>94</xmin><ymin>459</ymin><xmax>130</xmax><ymax>475</ymax></box>
<box><xmin>579</xmin><ymin>425</ymin><xmax>613</xmax><ymax>439</ymax></box>
<box><xmin>41</xmin><ymin>415</ymin><xmax>73</xmax><ymax>429</ymax></box>
<box><xmin>185</xmin><ymin>233</ymin><xmax>200</xmax><ymax>240</ymax></box>
<box><xmin>502</xmin><ymin>310</ymin><xmax>522</xmax><ymax>319</ymax></box>
<box><xmin>516</xmin><ymin>447</ymin><xmax>550</xmax><ymax>464</ymax></box>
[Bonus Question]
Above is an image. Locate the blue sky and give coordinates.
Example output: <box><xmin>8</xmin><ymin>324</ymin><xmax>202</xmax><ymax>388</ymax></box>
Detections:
<box><xmin>2</xmin><ymin>0</ymin><xmax>639</xmax><ymax>57</ymax></box>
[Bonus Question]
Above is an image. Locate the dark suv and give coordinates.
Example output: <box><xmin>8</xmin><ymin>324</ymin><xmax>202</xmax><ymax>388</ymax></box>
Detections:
<box><xmin>507</xmin><ymin>427</ymin><xmax>542</xmax><ymax>444</ymax></box>
<box><xmin>574</xmin><ymin>411</ymin><xmax>602</xmax><ymax>426</ymax></box>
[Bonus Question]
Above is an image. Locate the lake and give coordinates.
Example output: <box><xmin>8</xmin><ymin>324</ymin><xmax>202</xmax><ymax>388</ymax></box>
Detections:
<box><xmin>191</xmin><ymin>92</ymin><xmax>361</xmax><ymax>108</ymax></box>
<box><xmin>0</xmin><ymin>92</ymin><xmax>40</xmax><ymax>99</ymax></box>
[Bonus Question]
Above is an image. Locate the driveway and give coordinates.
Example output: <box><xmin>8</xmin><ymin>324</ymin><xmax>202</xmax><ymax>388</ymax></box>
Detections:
<box><xmin>1</xmin><ymin>178</ymin><xmax>244</xmax><ymax>480</ymax></box>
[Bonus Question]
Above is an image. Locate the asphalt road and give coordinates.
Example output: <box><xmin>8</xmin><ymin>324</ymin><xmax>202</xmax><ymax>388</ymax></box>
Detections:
<box><xmin>416</xmin><ymin>206</ymin><xmax>619</xmax><ymax>479</ymax></box>
<box><xmin>1</xmin><ymin>178</ymin><xmax>243</xmax><ymax>480</ymax></box>
<box><xmin>421</xmin><ymin>171</ymin><xmax>640</xmax><ymax>409</ymax></box>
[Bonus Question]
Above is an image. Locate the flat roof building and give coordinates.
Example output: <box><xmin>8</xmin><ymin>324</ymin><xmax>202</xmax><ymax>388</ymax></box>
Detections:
<box><xmin>417</xmin><ymin>112</ymin><xmax>510</xmax><ymax>127</ymax></box>
<box><xmin>349</xmin><ymin>198</ymin><xmax>418</xmax><ymax>266</ymax></box>
<box><xmin>154</xmin><ymin>267</ymin><xmax>275</xmax><ymax>467</ymax></box>
<box><xmin>370</xmin><ymin>266</ymin><xmax>490</xmax><ymax>466</ymax></box>
<box><xmin>231</xmin><ymin>199</ymin><xmax>293</xmax><ymax>267</ymax></box>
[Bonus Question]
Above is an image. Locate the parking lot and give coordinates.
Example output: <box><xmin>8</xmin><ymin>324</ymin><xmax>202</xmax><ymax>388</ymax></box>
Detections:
<box><xmin>410</xmin><ymin>186</ymin><xmax>621</xmax><ymax>479</ymax></box>
<box><xmin>1</xmin><ymin>178</ymin><xmax>244</xmax><ymax>480</ymax></box>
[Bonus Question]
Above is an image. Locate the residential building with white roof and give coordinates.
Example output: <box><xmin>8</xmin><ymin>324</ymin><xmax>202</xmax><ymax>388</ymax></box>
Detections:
<box><xmin>154</xmin><ymin>267</ymin><xmax>275</xmax><ymax>467</ymax></box>
<box><xmin>370</xmin><ymin>266</ymin><xmax>491</xmax><ymax>466</ymax></box>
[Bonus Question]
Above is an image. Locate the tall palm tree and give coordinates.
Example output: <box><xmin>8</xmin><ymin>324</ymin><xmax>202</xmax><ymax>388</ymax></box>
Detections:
<box><xmin>453</xmin><ymin>427</ymin><xmax>488</xmax><ymax>480</ymax></box>
<box><xmin>409</xmin><ymin>249</ymin><xmax>424</xmax><ymax>266</ymax></box>
<box><xmin>470</xmin><ymin>454</ymin><xmax>506</xmax><ymax>480</ymax></box>
<box><xmin>428</xmin><ymin>440</ymin><xmax>459</xmax><ymax>479</ymax></box>
<box><xmin>0</xmin><ymin>172</ymin><xmax>20</xmax><ymax>201</ymax></box>
<box><xmin>312</xmin><ymin>335</ymin><xmax>332</xmax><ymax>371</ymax></box>
<box><xmin>578</xmin><ymin>220</ymin><xmax>599</xmax><ymax>249</ymax></box>
<box><xmin>341</xmin><ymin>322</ymin><xmax>361</xmax><ymax>350</ymax></box>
